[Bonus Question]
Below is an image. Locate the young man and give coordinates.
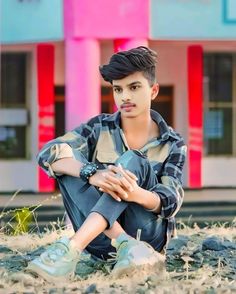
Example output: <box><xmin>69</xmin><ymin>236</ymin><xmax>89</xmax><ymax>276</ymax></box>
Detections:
<box><xmin>27</xmin><ymin>46</ymin><xmax>186</xmax><ymax>282</ymax></box>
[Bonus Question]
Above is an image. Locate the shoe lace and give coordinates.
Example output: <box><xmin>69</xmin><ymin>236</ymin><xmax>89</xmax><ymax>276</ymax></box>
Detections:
<box><xmin>107</xmin><ymin>229</ymin><xmax>142</xmax><ymax>264</ymax></box>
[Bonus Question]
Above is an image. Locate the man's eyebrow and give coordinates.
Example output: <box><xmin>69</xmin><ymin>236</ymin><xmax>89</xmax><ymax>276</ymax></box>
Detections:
<box><xmin>128</xmin><ymin>81</ymin><xmax>142</xmax><ymax>86</ymax></box>
<box><xmin>113</xmin><ymin>81</ymin><xmax>142</xmax><ymax>87</ymax></box>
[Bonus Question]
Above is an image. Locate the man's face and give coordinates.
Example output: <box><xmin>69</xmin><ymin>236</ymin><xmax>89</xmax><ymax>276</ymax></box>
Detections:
<box><xmin>112</xmin><ymin>72</ymin><xmax>159</xmax><ymax>118</ymax></box>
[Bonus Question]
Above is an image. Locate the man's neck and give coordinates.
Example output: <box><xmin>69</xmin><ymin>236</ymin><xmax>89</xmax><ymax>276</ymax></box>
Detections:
<box><xmin>121</xmin><ymin>112</ymin><xmax>153</xmax><ymax>136</ymax></box>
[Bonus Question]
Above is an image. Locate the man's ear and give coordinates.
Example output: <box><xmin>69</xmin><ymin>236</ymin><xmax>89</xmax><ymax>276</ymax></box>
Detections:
<box><xmin>151</xmin><ymin>83</ymin><xmax>159</xmax><ymax>100</ymax></box>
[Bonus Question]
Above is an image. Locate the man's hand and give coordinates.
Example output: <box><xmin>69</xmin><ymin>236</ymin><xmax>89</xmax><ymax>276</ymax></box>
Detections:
<box><xmin>89</xmin><ymin>164</ymin><xmax>138</xmax><ymax>202</ymax></box>
<box><xmin>88</xmin><ymin>167</ymin><xmax>127</xmax><ymax>202</ymax></box>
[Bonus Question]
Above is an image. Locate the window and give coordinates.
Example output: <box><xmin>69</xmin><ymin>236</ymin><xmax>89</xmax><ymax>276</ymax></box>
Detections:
<box><xmin>0</xmin><ymin>52</ymin><xmax>29</xmax><ymax>159</ymax></box>
<box><xmin>1</xmin><ymin>53</ymin><xmax>27</xmax><ymax>108</ymax></box>
<box><xmin>151</xmin><ymin>86</ymin><xmax>173</xmax><ymax>127</ymax></box>
<box><xmin>203</xmin><ymin>54</ymin><xmax>236</xmax><ymax>156</ymax></box>
<box><xmin>101</xmin><ymin>87</ymin><xmax>114</xmax><ymax>113</ymax></box>
<box><xmin>0</xmin><ymin>126</ymin><xmax>26</xmax><ymax>158</ymax></box>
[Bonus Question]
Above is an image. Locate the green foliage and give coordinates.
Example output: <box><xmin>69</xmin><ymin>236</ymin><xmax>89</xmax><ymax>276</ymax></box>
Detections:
<box><xmin>0</xmin><ymin>190</ymin><xmax>63</xmax><ymax>235</ymax></box>
<box><xmin>12</xmin><ymin>207</ymin><xmax>33</xmax><ymax>235</ymax></box>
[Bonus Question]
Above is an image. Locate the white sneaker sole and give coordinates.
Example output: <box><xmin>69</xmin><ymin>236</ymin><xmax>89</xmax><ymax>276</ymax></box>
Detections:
<box><xmin>25</xmin><ymin>262</ymin><xmax>75</xmax><ymax>284</ymax></box>
<box><xmin>112</xmin><ymin>251</ymin><xmax>166</xmax><ymax>279</ymax></box>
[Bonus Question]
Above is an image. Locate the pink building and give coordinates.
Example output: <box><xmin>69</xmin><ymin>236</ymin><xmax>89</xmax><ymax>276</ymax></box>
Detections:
<box><xmin>1</xmin><ymin>0</ymin><xmax>236</xmax><ymax>192</ymax></box>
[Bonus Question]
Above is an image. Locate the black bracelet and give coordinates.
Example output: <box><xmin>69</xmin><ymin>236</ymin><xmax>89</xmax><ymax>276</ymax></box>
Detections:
<box><xmin>79</xmin><ymin>162</ymin><xmax>98</xmax><ymax>182</ymax></box>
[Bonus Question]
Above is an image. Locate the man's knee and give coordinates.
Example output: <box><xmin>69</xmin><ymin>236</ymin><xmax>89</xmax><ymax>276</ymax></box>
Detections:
<box><xmin>116</xmin><ymin>150</ymin><xmax>146</xmax><ymax>167</ymax></box>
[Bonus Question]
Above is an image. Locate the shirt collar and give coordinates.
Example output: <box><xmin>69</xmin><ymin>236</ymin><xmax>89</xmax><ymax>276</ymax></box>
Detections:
<box><xmin>102</xmin><ymin>111</ymin><xmax>121</xmax><ymax>127</ymax></box>
<box><xmin>103</xmin><ymin>110</ymin><xmax>179</xmax><ymax>141</ymax></box>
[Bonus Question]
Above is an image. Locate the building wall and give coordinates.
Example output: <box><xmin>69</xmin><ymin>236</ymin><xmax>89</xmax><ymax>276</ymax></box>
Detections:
<box><xmin>151</xmin><ymin>0</ymin><xmax>236</xmax><ymax>40</ymax></box>
<box><xmin>203</xmin><ymin>158</ymin><xmax>236</xmax><ymax>186</ymax></box>
<box><xmin>50</xmin><ymin>39</ymin><xmax>236</xmax><ymax>187</ymax></box>
<box><xmin>150</xmin><ymin>40</ymin><xmax>236</xmax><ymax>187</ymax></box>
<box><xmin>54</xmin><ymin>42</ymin><xmax>65</xmax><ymax>86</ymax></box>
<box><xmin>1</xmin><ymin>0</ymin><xmax>236</xmax><ymax>191</ymax></box>
<box><xmin>1</xmin><ymin>0</ymin><xmax>63</xmax><ymax>44</ymax></box>
<box><xmin>64</xmin><ymin>0</ymin><xmax>149</xmax><ymax>39</ymax></box>
<box><xmin>201</xmin><ymin>40</ymin><xmax>236</xmax><ymax>187</ymax></box>
<box><xmin>0</xmin><ymin>44</ymin><xmax>38</xmax><ymax>192</ymax></box>
<box><xmin>149</xmin><ymin>41</ymin><xmax>189</xmax><ymax>186</ymax></box>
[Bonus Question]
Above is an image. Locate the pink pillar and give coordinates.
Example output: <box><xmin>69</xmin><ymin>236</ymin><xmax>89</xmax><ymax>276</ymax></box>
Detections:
<box><xmin>37</xmin><ymin>44</ymin><xmax>55</xmax><ymax>192</ymax></box>
<box><xmin>65</xmin><ymin>38</ymin><xmax>101</xmax><ymax>130</ymax></box>
<box><xmin>187</xmin><ymin>45</ymin><xmax>203</xmax><ymax>188</ymax></box>
<box><xmin>114</xmin><ymin>39</ymin><xmax>148</xmax><ymax>52</ymax></box>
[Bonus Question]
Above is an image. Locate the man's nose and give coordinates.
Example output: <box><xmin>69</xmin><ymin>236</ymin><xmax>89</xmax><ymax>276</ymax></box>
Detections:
<box><xmin>121</xmin><ymin>93</ymin><xmax>131</xmax><ymax>102</ymax></box>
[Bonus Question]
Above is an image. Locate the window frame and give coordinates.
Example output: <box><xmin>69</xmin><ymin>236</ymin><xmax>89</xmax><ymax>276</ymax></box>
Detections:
<box><xmin>203</xmin><ymin>52</ymin><xmax>236</xmax><ymax>157</ymax></box>
<box><xmin>0</xmin><ymin>51</ymin><xmax>32</xmax><ymax>160</ymax></box>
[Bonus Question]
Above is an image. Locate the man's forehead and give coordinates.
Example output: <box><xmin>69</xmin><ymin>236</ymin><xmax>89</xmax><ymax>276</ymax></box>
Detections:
<box><xmin>112</xmin><ymin>72</ymin><xmax>145</xmax><ymax>86</ymax></box>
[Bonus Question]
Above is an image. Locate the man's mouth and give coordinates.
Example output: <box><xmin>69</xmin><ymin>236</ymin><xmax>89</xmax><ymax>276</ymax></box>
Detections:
<box><xmin>120</xmin><ymin>103</ymin><xmax>136</xmax><ymax>110</ymax></box>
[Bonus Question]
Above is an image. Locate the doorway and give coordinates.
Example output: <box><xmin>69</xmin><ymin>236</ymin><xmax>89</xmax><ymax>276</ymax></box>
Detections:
<box><xmin>151</xmin><ymin>86</ymin><xmax>174</xmax><ymax>127</ymax></box>
<box><xmin>55</xmin><ymin>86</ymin><xmax>65</xmax><ymax>137</ymax></box>
<box><xmin>101</xmin><ymin>86</ymin><xmax>114</xmax><ymax>113</ymax></box>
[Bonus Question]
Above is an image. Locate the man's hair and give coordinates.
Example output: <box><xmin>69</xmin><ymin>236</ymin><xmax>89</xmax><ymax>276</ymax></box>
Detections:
<box><xmin>99</xmin><ymin>46</ymin><xmax>157</xmax><ymax>86</ymax></box>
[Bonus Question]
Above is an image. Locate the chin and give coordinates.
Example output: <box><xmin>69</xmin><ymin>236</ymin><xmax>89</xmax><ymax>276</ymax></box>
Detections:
<box><xmin>122</xmin><ymin>112</ymin><xmax>139</xmax><ymax>118</ymax></box>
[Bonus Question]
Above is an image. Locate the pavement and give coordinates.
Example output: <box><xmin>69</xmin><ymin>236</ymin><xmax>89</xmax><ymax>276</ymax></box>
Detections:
<box><xmin>183</xmin><ymin>188</ymin><xmax>236</xmax><ymax>203</ymax></box>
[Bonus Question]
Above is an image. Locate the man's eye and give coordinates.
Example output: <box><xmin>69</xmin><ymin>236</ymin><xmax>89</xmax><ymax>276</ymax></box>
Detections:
<box><xmin>130</xmin><ymin>85</ymin><xmax>139</xmax><ymax>91</ymax></box>
<box><xmin>114</xmin><ymin>88</ymin><xmax>122</xmax><ymax>93</ymax></box>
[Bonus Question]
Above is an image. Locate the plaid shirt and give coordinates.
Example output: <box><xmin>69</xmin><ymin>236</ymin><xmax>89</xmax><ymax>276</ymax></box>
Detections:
<box><xmin>38</xmin><ymin>110</ymin><xmax>187</xmax><ymax>244</ymax></box>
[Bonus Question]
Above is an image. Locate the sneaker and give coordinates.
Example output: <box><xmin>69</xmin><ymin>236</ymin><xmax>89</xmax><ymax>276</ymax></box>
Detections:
<box><xmin>110</xmin><ymin>232</ymin><xmax>165</xmax><ymax>278</ymax></box>
<box><xmin>26</xmin><ymin>236</ymin><xmax>81</xmax><ymax>283</ymax></box>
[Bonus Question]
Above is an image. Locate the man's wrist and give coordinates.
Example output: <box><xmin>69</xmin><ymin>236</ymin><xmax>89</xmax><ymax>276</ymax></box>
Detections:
<box><xmin>133</xmin><ymin>186</ymin><xmax>147</xmax><ymax>205</ymax></box>
<box><xmin>79</xmin><ymin>162</ymin><xmax>98</xmax><ymax>182</ymax></box>
<box><xmin>88</xmin><ymin>171</ymin><xmax>97</xmax><ymax>185</ymax></box>
<box><xmin>135</xmin><ymin>187</ymin><xmax>161</xmax><ymax>213</ymax></box>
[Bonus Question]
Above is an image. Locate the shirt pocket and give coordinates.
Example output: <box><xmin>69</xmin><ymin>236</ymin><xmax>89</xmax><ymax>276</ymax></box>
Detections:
<box><xmin>96</xmin><ymin>150</ymin><xmax>119</xmax><ymax>164</ymax></box>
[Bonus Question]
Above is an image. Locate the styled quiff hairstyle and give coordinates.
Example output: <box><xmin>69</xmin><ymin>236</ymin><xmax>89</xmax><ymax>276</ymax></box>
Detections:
<box><xmin>99</xmin><ymin>46</ymin><xmax>157</xmax><ymax>86</ymax></box>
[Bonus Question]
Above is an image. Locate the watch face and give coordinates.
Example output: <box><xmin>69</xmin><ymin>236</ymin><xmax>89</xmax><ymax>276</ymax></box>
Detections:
<box><xmin>80</xmin><ymin>163</ymin><xmax>97</xmax><ymax>182</ymax></box>
<box><xmin>87</xmin><ymin>166</ymin><xmax>93</xmax><ymax>172</ymax></box>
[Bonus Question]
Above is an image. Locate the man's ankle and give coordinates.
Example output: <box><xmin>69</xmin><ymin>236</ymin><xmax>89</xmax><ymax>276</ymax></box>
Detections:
<box><xmin>115</xmin><ymin>232</ymin><xmax>132</xmax><ymax>246</ymax></box>
<box><xmin>69</xmin><ymin>239</ymin><xmax>83</xmax><ymax>254</ymax></box>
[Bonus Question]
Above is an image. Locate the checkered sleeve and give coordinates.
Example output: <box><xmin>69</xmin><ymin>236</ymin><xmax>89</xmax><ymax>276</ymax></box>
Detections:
<box><xmin>37</xmin><ymin>116</ymin><xmax>101</xmax><ymax>178</ymax></box>
<box><xmin>151</xmin><ymin>139</ymin><xmax>187</xmax><ymax>219</ymax></box>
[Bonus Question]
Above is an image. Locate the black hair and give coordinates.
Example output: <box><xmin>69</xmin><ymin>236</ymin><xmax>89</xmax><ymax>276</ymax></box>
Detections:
<box><xmin>99</xmin><ymin>46</ymin><xmax>157</xmax><ymax>86</ymax></box>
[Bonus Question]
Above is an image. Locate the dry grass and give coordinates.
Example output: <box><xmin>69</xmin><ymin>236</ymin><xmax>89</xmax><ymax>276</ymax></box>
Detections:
<box><xmin>0</xmin><ymin>194</ymin><xmax>235</xmax><ymax>293</ymax></box>
<box><xmin>0</xmin><ymin>225</ymin><xmax>235</xmax><ymax>294</ymax></box>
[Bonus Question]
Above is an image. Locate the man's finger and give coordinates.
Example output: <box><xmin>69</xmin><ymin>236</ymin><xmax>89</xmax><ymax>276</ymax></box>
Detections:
<box><xmin>110</xmin><ymin>183</ymin><xmax>128</xmax><ymax>199</ymax></box>
<box><xmin>99</xmin><ymin>187</ymin><xmax>122</xmax><ymax>202</ymax></box>
<box><xmin>105</xmin><ymin>172</ymin><xmax>132</xmax><ymax>192</ymax></box>
<box><xmin>123</xmin><ymin>169</ymin><xmax>138</xmax><ymax>181</ymax></box>
<box><xmin>109</xmin><ymin>164</ymin><xmax>138</xmax><ymax>181</ymax></box>
<box><xmin>104</xmin><ymin>173</ymin><xmax>124</xmax><ymax>185</ymax></box>
<box><xmin>119</xmin><ymin>176</ymin><xmax>134</xmax><ymax>192</ymax></box>
<box><xmin>108</xmin><ymin>165</ymin><xmax>120</xmax><ymax>173</ymax></box>
<box><xmin>117</xmin><ymin>164</ymin><xmax>138</xmax><ymax>181</ymax></box>
<box><xmin>100</xmin><ymin>182</ymin><xmax>127</xmax><ymax>199</ymax></box>
<box><xmin>100</xmin><ymin>182</ymin><xmax>117</xmax><ymax>191</ymax></box>
<box><xmin>106</xmin><ymin>190</ymin><xmax>122</xmax><ymax>202</ymax></box>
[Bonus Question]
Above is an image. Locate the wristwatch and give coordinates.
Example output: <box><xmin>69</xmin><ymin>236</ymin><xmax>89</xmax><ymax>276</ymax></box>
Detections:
<box><xmin>79</xmin><ymin>162</ymin><xmax>98</xmax><ymax>182</ymax></box>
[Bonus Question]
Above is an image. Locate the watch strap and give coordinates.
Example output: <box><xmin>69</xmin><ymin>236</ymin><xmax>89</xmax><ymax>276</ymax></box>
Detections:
<box><xmin>79</xmin><ymin>162</ymin><xmax>98</xmax><ymax>182</ymax></box>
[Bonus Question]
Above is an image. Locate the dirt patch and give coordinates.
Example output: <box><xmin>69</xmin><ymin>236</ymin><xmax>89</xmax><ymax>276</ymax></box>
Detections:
<box><xmin>0</xmin><ymin>225</ymin><xmax>235</xmax><ymax>294</ymax></box>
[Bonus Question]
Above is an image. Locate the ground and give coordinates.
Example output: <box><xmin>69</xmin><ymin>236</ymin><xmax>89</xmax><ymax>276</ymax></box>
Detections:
<box><xmin>0</xmin><ymin>222</ymin><xmax>235</xmax><ymax>294</ymax></box>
